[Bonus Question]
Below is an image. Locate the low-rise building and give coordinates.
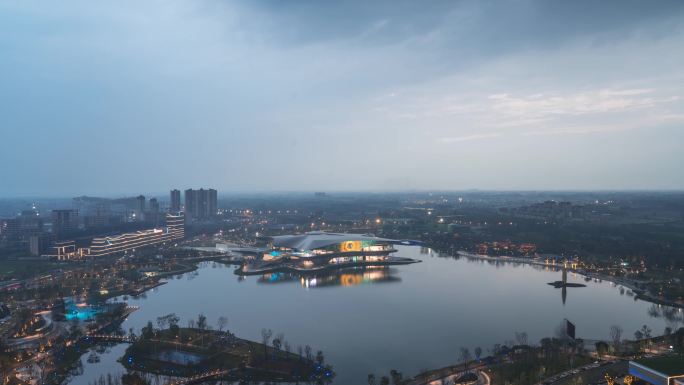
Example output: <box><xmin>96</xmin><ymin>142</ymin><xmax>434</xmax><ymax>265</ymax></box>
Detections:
<box><xmin>630</xmin><ymin>356</ymin><xmax>684</xmax><ymax>385</ymax></box>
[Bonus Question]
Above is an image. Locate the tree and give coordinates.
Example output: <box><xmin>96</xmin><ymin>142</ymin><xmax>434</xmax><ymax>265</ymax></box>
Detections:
<box><xmin>610</xmin><ymin>325</ymin><xmax>623</xmax><ymax>353</ymax></box>
<box><xmin>367</xmin><ymin>374</ymin><xmax>376</xmax><ymax>385</ymax></box>
<box><xmin>69</xmin><ymin>319</ymin><xmax>82</xmax><ymax>339</ymax></box>
<box><xmin>674</xmin><ymin>328</ymin><xmax>684</xmax><ymax>354</ymax></box>
<box><xmin>197</xmin><ymin>313</ymin><xmax>207</xmax><ymax>331</ymax></box>
<box><xmin>474</xmin><ymin>346</ymin><xmax>482</xmax><ymax>361</ymax></box>
<box><xmin>634</xmin><ymin>330</ymin><xmax>644</xmax><ymax>341</ymax></box>
<box><xmin>284</xmin><ymin>341</ymin><xmax>291</xmax><ymax>359</ymax></box>
<box><xmin>515</xmin><ymin>331</ymin><xmax>528</xmax><ymax>346</ymax></box>
<box><xmin>196</xmin><ymin>314</ymin><xmax>207</xmax><ymax>346</ymax></box>
<box><xmin>261</xmin><ymin>328</ymin><xmax>273</xmax><ymax>360</ymax></box>
<box><xmin>380</xmin><ymin>376</ymin><xmax>390</xmax><ymax>385</ymax></box>
<box><xmin>167</xmin><ymin>314</ymin><xmax>180</xmax><ymax>327</ymax></box>
<box><xmin>121</xmin><ymin>373</ymin><xmax>149</xmax><ymax>385</ymax></box>
<box><xmin>142</xmin><ymin>321</ymin><xmax>154</xmax><ymax>340</ymax></box>
<box><xmin>389</xmin><ymin>370</ymin><xmax>403</xmax><ymax>385</ymax></box>
<box><xmin>595</xmin><ymin>341</ymin><xmax>609</xmax><ymax>358</ymax></box>
<box><xmin>272</xmin><ymin>337</ymin><xmax>282</xmax><ymax>360</ymax></box>
<box><xmin>641</xmin><ymin>325</ymin><xmax>652</xmax><ymax>340</ymax></box>
<box><xmin>458</xmin><ymin>347</ymin><xmax>471</xmax><ymax>372</ymax></box>
<box><xmin>156</xmin><ymin>316</ymin><xmax>168</xmax><ymax>331</ymax></box>
<box><xmin>217</xmin><ymin>316</ymin><xmax>228</xmax><ymax>333</ymax></box>
<box><xmin>169</xmin><ymin>324</ymin><xmax>180</xmax><ymax>338</ymax></box>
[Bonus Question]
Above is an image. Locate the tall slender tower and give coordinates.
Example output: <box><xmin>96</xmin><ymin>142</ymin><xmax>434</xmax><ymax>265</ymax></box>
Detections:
<box><xmin>170</xmin><ymin>189</ymin><xmax>181</xmax><ymax>213</ymax></box>
<box><xmin>135</xmin><ymin>195</ymin><xmax>145</xmax><ymax>221</ymax></box>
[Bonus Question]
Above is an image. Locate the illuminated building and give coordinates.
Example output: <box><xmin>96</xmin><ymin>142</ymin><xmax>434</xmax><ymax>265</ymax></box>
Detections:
<box><xmin>165</xmin><ymin>213</ymin><xmax>185</xmax><ymax>239</ymax></box>
<box><xmin>240</xmin><ymin>232</ymin><xmax>420</xmax><ymax>274</ymax></box>
<box><xmin>88</xmin><ymin>213</ymin><xmax>185</xmax><ymax>257</ymax></box>
<box><xmin>46</xmin><ymin>213</ymin><xmax>186</xmax><ymax>259</ymax></box>
<box><xmin>89</xmin><ymin>229</ymin><xmax>166</xmax><ymax>257</ymax></box>
<box><xmin>44</xmin><ymin>240</ymin><xmax>80</xmax><ymax>260</ymax></box>
<box><xmin>629</xmin><ymin>357</ymin><xmax>684</xmax><ymax>385</ymax></box>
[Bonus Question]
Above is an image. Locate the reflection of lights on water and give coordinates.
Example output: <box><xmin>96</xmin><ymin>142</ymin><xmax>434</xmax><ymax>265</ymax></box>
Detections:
<box><xmin>301</xmin><ymin>278</ymin><xmax>318</xmax><ymax>288</ymax></box>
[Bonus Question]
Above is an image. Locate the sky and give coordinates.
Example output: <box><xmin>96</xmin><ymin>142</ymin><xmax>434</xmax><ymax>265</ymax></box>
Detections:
<box><xmin>1</xmin><ymin>0</ymin><xmax>684</xmax><ymax>196</ymax></box>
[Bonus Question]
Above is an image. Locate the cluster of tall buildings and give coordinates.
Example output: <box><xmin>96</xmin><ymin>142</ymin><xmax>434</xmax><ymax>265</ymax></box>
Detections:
<box><xmin>169</xmin><ymin>188</ymin><xmax>217</xmax><ymax>220</ymax></box>
<box><xmin>183</xmin><ymin>188</ymin><xmax>217</xmax><ymax>220</ymax></box>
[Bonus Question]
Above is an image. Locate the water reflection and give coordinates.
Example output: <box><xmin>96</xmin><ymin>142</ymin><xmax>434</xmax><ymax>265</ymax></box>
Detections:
<box><xmin>81</xmin><ymin>251</ymin><xmax>684</xmax><ymax>385</ymax></box>
<box><xmin>257</xmin><ymin>267</ymin><xmax>401</xmax><ymax>288</ymax></box>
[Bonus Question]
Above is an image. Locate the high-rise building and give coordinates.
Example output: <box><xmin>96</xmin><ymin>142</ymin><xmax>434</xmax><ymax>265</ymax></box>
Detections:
<box><xmin>29</xmin><ymin>234</ymin><xmax>54</xmax><ymax>256</ymax></box>
<box><xmin>135</xmin><ymin>195</ymin><xmax>146</xmax><ymax>221</ymax></box>
<box><xmin>208</xmin><ymin>188</ymin><xmax>217</xmax><ymax>218</ymax></box>
<box><xmin>148</xmin><ymin>198</ymin><xmax>160</xmax><ymax>226</ymax></box>
<box><xmin>170</xmin><ymin>189</ymin><xmax>181</xmax><ymax>213</ymax></box>
<box><xmin>86</xmin><ymin>213</ymin><xmax>185</xmax><ymax>257</ymax></box>
<box><xmin>165</xmin><ymin>212</ymin><xmax>185</xmax><ymax>240</ymax></box>
<box><xmin>51</xmin><ymin>209</ymin><xmax>79</xmax><ymax>239</ymax></box>
<box><xmin>184</xmin><ymin>188</ymin><xmax>217</xmax><ymax>220</ymax></box>
<box><xmin>149</xmin><ymin>198</ymin><xmax>159</xmax><ymax>213</ymax></box>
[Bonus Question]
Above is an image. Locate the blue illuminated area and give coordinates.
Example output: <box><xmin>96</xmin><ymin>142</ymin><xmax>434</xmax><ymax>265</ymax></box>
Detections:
<box><xmin>64</xmin><ymin>299</ymin><xmax>103</xmax><ymax>321</ymax></box>
<box><xmin>268</xmin><ymin>272</ymin><xmax>285</xmax><ymax>282</ymax></box>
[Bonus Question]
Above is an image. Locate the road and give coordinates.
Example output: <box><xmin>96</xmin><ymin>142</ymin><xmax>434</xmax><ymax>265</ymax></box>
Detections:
<box><xmin>423</xmin><ymin>370</ymin><xmax>490</xmax><ymax>385</ymax></box>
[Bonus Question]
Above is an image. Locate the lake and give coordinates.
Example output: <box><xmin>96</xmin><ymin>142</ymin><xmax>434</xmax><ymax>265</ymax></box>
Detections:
<box><xmin>67</xmin><ymin>246</ymin><xmax>683</xmax><ymax>385</ymax></box>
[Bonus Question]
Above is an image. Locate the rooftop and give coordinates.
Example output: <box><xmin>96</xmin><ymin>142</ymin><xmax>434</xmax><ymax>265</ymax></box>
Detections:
<box><xmin>634</xmin><ymin>356</ymin><xmax>684</xmax><ymax>377</ymax></box>
<box><xmin>270</xmin><ymin>232</ymin><xmax>397</xmax><ymax>251</ymax></box>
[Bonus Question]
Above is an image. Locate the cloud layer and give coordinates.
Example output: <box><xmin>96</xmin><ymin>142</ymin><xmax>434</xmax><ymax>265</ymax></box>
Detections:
<box><xmin>1</xmin><ymin>0</ymin><xmax>683</xmax><ymax>195</ymax></box>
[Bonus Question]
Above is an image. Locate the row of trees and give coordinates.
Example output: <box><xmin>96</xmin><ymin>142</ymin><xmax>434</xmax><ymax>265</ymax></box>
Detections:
<box><xmin>260</xmin><ymin>328</ymin><xmax>323</xmax><ymax>364</ymax></box>
<box><xmin>367</xmin><ymin>370</ymin><xmax>404</xmax><ymax>385</ymax></box>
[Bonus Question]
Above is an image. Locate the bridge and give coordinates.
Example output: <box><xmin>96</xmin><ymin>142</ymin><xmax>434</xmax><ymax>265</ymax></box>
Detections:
<box><xmin>85</xmin><ymin>334</ymin><xmax>134</xmax><ymax>343</ymax></box>
<box><xmin>167</xmin><ymin>369</ymin><xmax>230</xmax><ymax>385</ymax></box>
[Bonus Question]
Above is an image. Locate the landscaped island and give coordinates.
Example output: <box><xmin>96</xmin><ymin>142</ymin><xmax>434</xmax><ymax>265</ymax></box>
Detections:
<box><xmin>122</xmin><ymin>319</ymin><xmax>334</xmax><ymax>384</ymax></box>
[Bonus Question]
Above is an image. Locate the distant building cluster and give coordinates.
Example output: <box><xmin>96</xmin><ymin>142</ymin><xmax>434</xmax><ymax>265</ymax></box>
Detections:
<box><xmin>0</xmin><ymin>187</ymin><xmax>217</xmax><ymax>259</ymax></box>
<box><xmin>476</xmin><ymin>241</ymin><xmax>537</xmax><ymax>256</ymax></box>
<box><xmin>501</xmin><ymin>200</ymin><xmax>616</xmax><ymax>223</ymax></box>
<box><xmin>504</xmin><ymin>201</ymin><xmax>586</xmax><ymax>221</ymax></box>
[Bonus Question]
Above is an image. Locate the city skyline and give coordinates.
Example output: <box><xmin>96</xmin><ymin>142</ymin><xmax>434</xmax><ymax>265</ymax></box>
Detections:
<box><xmin>2</xmin><ymin>0</ymin><xmax>684</xmax><ymax>196</ymax></box>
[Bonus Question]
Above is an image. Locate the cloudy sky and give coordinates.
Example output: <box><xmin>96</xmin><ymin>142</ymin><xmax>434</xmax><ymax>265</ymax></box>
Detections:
<box><xmin>1</xmin><ymin>0</ymin><xmax>683</xmax><ymax>196</ymax></box>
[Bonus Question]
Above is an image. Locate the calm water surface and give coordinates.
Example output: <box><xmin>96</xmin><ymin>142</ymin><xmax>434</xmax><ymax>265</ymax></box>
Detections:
<box><xmin>67</xmin><ymin>246</ymin><xmax>683</xmax><ymax>385</ymax></box>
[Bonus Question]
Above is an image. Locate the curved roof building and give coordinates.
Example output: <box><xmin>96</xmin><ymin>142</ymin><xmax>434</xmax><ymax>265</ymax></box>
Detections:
<box><xmin>270</xmin><ymin>232</ymin><xmax>397</xmax><ymax>252</ymax></box>
<box><xmin>238</xmin><ymin>232</ymin><xmax>420</xmax><ymax>275</ymax></box>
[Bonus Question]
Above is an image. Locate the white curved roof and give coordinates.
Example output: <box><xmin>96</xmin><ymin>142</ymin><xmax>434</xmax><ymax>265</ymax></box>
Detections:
<box><xmin>270</xmin><ymin>232</ymin><xmax>396</xmax><ymax>251</ymax></box>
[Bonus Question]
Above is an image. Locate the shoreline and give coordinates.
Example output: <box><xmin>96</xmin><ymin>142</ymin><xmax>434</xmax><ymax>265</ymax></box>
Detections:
<box><xmin>455</xmin><ymin>251</ymin><xmax>684</xmax><ymax>309</ymax></box>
